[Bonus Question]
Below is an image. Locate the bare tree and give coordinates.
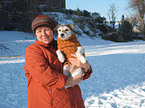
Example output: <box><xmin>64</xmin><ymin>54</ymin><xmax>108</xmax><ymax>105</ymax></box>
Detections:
<box><xmin>126</xmin><ymin>13</ymin><xmax>139</xmax><ymax>28</ymax></box>
<box><xmin>129</xmin><ymin>0</ymin><xmax>145</xmax><ymax>40</ymax></box>
<box><xmin>107</xmin><ymin>3</ymin><xmax>117</xmax><ymax>28</ymax></box>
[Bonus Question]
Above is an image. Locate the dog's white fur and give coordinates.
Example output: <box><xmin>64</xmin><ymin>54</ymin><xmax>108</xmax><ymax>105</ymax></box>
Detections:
<box><xmin>56</xmin><ymin>49</ymin><xmax>65</xmax><ymax>63</ymax></box>
<box><xmin>57</xmin><ymin>25</ymin><xmax>73</xmax><ymax>40</ymax></box>
<box><xmin>55</xmin><ymin>24</ymin><xmax>86</xmax><ymax>88</ymax></box>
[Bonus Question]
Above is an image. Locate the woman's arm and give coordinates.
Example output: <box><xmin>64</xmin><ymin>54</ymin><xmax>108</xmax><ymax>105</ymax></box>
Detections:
<box><xmin>24</xmin><ymin>45</ymin><xmax>68</xmax><ymax>89</ymax></box>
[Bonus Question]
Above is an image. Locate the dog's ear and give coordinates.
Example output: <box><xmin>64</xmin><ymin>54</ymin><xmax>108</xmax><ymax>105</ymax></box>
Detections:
<box><xmin>68</xmin><ymin>24</ymin><xmax>76</xmax><ymax>29</ymax></box>
<box><xmin>54</xmin><ymin>25</ymin><xmax>60</xmax><ymax>31</ymax></box>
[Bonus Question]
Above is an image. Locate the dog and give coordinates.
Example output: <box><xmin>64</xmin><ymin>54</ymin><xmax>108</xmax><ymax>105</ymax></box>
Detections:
<box><xmin>55</xmin><ymin>24</ymin><xmax>86</xmax><ymax>87</ymax></box>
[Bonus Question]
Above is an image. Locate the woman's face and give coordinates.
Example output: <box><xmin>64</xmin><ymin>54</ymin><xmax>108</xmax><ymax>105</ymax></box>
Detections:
<box><xmin>35</xmin><ymin>26</ymin><xmax>53</xmax><ymax>44</ymax></box>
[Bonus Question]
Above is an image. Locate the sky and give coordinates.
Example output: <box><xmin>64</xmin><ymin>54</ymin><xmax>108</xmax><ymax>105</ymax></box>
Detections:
<box><xmin>66</xmin><ymin>0</ymin><xmax>130</xmax><ymax>21</ymax></box>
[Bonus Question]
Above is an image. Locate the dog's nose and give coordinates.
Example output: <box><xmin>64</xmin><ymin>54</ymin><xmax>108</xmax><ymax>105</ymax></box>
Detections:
<box><xmin>61</xmin><ymin>33</ymin><xmax>64</xmax><ymax>37</ymax></box>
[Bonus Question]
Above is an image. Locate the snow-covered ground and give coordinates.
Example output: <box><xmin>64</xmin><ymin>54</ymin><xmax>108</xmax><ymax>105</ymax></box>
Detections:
<box><xmin>0</xmin><ymin>31</ymin><xmax>145</xmax><ymax>108</ymax></box>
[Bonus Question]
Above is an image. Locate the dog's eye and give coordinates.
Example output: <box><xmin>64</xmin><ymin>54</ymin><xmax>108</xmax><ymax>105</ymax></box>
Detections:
<box><xmin>65</xmin><ymin>29</ymin><xmax>69</xmax><ymax>31</ymax></box>
<box><xmin>59</xmin><ymin>29</ymin><xmax>61</xmax><ymax>31</ymax></box>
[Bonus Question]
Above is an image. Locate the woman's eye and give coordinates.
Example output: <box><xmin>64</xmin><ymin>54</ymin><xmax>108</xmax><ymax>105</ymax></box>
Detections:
<box><xmin>37</xmin><ymin>31</ymin><xmax>41</xmax><ymax>33</ymax></box>
<box><xmin>65</xmin><ymin>29</ymin><xmax>68</xmax><ymax>31</ymax></box>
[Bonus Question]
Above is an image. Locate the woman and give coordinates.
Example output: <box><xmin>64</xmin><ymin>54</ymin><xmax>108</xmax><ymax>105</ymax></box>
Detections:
<box><xmin>24</xmin><ymin>15</ymin><xmax>92</xmax><ymax>108</ymax></box>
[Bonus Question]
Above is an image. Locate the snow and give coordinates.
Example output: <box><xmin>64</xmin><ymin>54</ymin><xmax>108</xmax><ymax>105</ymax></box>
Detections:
<box><xmin>0</xmin><ymin>30</ymin><xmax>145</xmax><ymax>108</ymax></box>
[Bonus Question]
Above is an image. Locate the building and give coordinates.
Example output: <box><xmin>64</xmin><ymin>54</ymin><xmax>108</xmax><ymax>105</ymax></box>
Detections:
<box><xmin>133</xmin><ymin>26</ymin><xmax>141</xmax><ymax>33</ymax></box>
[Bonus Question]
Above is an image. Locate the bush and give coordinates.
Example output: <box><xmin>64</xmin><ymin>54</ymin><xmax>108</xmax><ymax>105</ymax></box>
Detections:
<box><xmin>102</xmin><ymin>31</ymin><xmax>125</xmax><ymax>42</ymax></box>
<box><xmin>83</xmin><ymin>10</ymin><xmax>91</xmax><ymax>17</ymax></box>
<box><xmin>103</xmin><ymin>31</ymin><xmax>133</xmax><ymax>42</ymax></box>
<box><xmin>119</xmin><ymin>20</ymin><xmax>133</xmax><ymax>41</ymax></box>
<box><xmin>102</xmin><ymin>20</ymin><xmax>133</xmax><ymax>42</ymax></box>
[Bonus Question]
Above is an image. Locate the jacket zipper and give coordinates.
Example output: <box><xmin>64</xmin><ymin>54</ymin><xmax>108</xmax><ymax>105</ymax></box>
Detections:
<box><xmin>50</xmin><ymin>88</ymin><xmax>51</xmax><ymax>93</ymax></box>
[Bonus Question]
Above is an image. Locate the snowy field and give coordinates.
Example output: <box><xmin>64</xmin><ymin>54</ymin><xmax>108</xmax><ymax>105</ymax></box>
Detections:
<box><xmin>0</xmin><ymin>31</ymin><xmax>145</xmax><ymax>108</ymax></box>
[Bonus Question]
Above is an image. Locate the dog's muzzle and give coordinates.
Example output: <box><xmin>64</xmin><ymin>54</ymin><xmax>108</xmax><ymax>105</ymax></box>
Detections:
<box><xmin>61</xmin><ymin>33</ymin><xmax>64</xmax><ymax>38</ymax></box>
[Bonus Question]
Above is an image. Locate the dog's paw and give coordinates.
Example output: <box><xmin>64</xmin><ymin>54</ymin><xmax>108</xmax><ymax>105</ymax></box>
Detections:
<box><xmin>63</xmin><ymin>64</ymin><xmax>71</xmax><ymax>77</ymax></box>
<box><xmin>56</xmin><ymin>49</ymin><xmax>65</xmax><ymax>62</ymax></box>
<box><xmin>59</xmin><ymin>57</ymin><xmax>65</xmax><ymax>63</ymax></box>
<box><xmin>75</xmin><ymin>47</ymin><xmax>86</xmax><ymax>63</ymax></box>
<box><xmin>76</xmin><ymin>53</ymin><xmax>86</xmax><ymax>64</ymax></box>
<box><xmin>79</xmin><ymin>56</ymin><xmax>87</xmax><ymax>64</ymax></box>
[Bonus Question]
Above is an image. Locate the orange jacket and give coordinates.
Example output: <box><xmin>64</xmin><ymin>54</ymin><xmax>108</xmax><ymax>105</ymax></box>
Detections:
<box><xmin>24</xmin><ymin>40</ymin><xmax>92</xmax><ymax>108</ymax></box>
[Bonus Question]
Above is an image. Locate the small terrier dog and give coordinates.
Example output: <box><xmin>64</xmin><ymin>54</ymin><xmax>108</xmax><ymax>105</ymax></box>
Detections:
<box><xmin>55</xmin><ymin>24</ymin><xmax>86</xmax><ymax>87</ymax></box>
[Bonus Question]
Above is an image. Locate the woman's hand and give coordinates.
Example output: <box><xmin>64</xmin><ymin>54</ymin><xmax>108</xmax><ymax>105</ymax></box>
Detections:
<box><xmin>68</xmin><ymin>54</ymin><xmax>90</xmax><ymax>72</ymax></box>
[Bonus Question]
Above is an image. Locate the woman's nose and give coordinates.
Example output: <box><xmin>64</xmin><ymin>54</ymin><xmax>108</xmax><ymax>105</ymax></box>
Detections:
<box><xmin>41</xmin><ymin>30</ymin><xmax>47</xmax><ymax>36</ymax></box>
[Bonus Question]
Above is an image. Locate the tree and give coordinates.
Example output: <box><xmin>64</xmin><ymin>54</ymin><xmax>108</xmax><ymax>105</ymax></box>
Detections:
<box><xmin>129</xmin><ymin>0</ymin><xmax>145</xmax><ymax>40</ymax></box>
<box><xmin>121</xmin><ymin>14</ymin><xmax>125</xmax><ymax>21</ymax></box>
<box><xmin>107</xmin><ymin>3</ymin><xmax>117</xmax><ymax>28</ymax></box>
<box><xmin>126</xmin><ymin>13</ymin><xmax>139</xmax><ymax>28</ymax></box>
<box><xmin>92</xmin><ymin>12</ymin><xmax>105</xmax><ymax>23</ymax></box>
<box><xmin>92</xmin><ymin>12</ymin><xmax>100</xmax><ymax>19</ymax></box>
<box><xmin>83</xmin><ymin>10</ymin><xmax>91</xmax><ymax>17</ymax></box>
<box><xmin>119</xmin><ymin>19</ymin><xmax>133</xmax><ymax>41</ymax></box>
